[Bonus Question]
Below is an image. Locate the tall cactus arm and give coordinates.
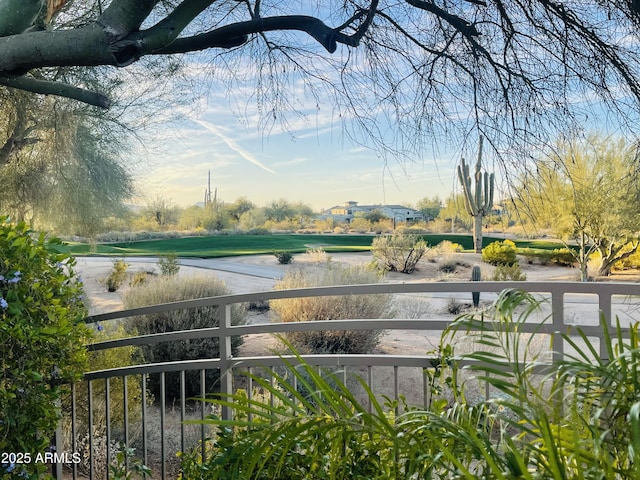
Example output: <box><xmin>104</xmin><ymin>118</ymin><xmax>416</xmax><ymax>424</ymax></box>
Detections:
<box><xmin>0</xmin><ymin>0</ymin><xmax>45</xmax><ymax>37</ymax></box>
<box><xmin>474</xmin><ymin>135</ymin><xmax>485</xmax><ymax>210</ymax></box>
<box><xmin>482</xmin><ymin>172</ymin><xmax>490</xmax><ymax>211</ymax></box>
<box><xmin>488</xmin><ymin>173</ymin><xmax>495</xmax><ymax>212</ymax></box>
<box><xmin>457</xmin><ymin>159</ymin><xmax>478</xmax><ymax>216</ymax></box>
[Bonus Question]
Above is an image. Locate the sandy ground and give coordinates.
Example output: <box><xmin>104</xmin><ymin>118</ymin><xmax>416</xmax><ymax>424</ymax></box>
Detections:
<box><xmin>77</xmin><ymin>250</ymin><xmax>635</xmax><ymax>358</ymax></box>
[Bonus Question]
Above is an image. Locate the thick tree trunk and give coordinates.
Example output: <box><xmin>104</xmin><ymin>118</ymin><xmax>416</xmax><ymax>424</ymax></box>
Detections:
<box><xmin>473</xmin><ymin>214</ymin><xmax>483</xmax><ymax>254</ymax></box>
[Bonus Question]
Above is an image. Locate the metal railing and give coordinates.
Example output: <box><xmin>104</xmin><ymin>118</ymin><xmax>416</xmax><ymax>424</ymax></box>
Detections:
<box><xmin>57</xmin><ymin>281</ymin><xmax>640</xmax><ymax>479</ymax></box>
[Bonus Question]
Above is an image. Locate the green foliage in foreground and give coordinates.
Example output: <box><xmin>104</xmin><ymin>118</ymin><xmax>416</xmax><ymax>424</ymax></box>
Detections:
<box><xmin>181</xmin><ymin>291</ymin><xmax>640</xmax><ymax>479</ymax></box>
<box><xmin>52</xmin><ymin>234</ymin><xmax>566</xmax><ymax>258</ymax></box>
<box><xmin>0</xmin><ymin>218</ymin><xmax>90</xmax><ymax>479</ymax></box>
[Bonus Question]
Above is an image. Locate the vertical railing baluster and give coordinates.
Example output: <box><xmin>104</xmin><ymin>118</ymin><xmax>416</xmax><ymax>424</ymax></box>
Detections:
<box><xmin>71</xmin><ymin>383</ymin><xmax>77</xmax><ymax>480</ymax></box>
<box><xmin>393</xmin><ymin>366</ymin><xmax>399</xmax><ymax>416</ymax></box>
<box><xmin>270</xmin><ymin>370</ymin><xmax>275</xmax><ymax>422</ymax></box>
<box><xmin>122</xmin><ymin>375</ymin><xmax>129</xmax><ymax>472</ymax></box>
<box><xmin>180</xmin><ymin>371</ymin><xmax>186</xmax><ymax>456</ymax></box>
<box><xmin>423</xmin><ymin>368</ymin><xmax>428</xmax><ymax>409</ymax></box>
<box><xmin>105</xmin><ymin>378</ymin><xmax>111</xmax><ymax>477</ymax></box>
<box><xmin>551</xmin><ymin>289</ymin><xmax>565</xmax><ymax>415</ymax></box>
<box><xmin>160</xmin><ymin>372</ymin><xmax>166</xmax><ymax>480</ymax></box>
<box><xmin>200</xmin><ymin>369</ymin><xmax>206</xmax><ymax>464</ymax></box>
<box><xmin>248</xmin><ymin>368</ymin><xmax>253</xmax><ymax>422</ymax></box>
<box><xmin>88</xmin><ymin>380</ymin><xmax>94</xmax><ymax>480</ymax></box>
<box><xmin>141</xmin><ymin>374</ymin><xmax>148</xmax><ymax>479</ymax></box>
<box><xmin>54</xmin><ymin>397</ymin><xmax>63</xmax><ymax>480</ymax></box>
<box><xmin>367</xmin><ymin>366</ymin><xmax>373</xmax><ymax>414</ymax></box>
<box><xmin>599</xmin><ymin>291</ymin><xmax>613</xmax><ymax>358</ymax></box>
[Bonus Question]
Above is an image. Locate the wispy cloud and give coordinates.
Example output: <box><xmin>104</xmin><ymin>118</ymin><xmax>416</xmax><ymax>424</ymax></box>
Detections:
<box><xmin>271</xmin><ymin>157</ymin><xmax>310</xmax><ymax>168</ymax></box>
<box><xmin>192</xmin><ymin>119</ymin><xmax>276</xmax><ymax>174</ymax></box>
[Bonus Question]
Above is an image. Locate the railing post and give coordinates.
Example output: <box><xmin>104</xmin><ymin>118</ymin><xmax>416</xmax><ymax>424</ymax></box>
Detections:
<box><xmin>219</xmin><ymin>303</ymin><xmax>233</xmax><ymax>421</ymax></box>
<box><xmin>599</xmin><ymin>292</ymin><xmax>612</xmax><ymax>326</ymax></box>
<box><xmin>550</xmin><ymin>289</ymin><xmax>565</xmax><ymax>362</ymax></box>
<box><xmin>53</xmin><ymin>399</ymin><xmax>63</xmax><ymax>480</ymax></box>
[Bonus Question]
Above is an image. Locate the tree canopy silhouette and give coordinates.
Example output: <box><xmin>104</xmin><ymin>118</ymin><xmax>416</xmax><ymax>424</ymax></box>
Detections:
<box><xmin>2</xmin><ymin>1</ymin><xmax>640</xmax><ymax>152</ymax></box>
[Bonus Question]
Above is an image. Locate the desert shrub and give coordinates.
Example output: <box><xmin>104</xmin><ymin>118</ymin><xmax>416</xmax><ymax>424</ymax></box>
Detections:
<box><xmin>274</xmin><ymin>250</ymin><xmax>294</xmax><ymax>264</ymax></box>
<box><xmin>0</xmin><ymin>217</ymin><xmax>90</xmax><ymax>478</ymax></box>
<box><xmin>394</xmin><ymin>297</ymin><xmax>433</xmax><ymax>319</ymax></box>
<box><xmin>247</xmin><ymin>299</ymin><xmax>270</xmax><ymax>312</ymax></box>
<box><xmin>158</xmin><ymin>252</ymin><xmax>180</xmax><ymax>276</ymax></box>
<box><xmin>348</xmin><ymin>217</ymin><xmax>372</xmax><ymax>233</ymax></box>
<box><xmin>123</xmin><ymin>275</ymin><xmax>247</xmax><ymax>400</ymax></box>
<box><xmin>270</xmin><ymin>265</ymin><xmax>393</xmax><ymax>354</ymax></box>
<box><xmin>405</xmin><ymin>226</ymin><xmax>430</xmax><ymax>235</ymax></box>
<box><xmin>246</xmin><ymin>227</ymin><xmax>271</xmax><ymax>235</ymax></box>
<box><xmin>437</xmin><ymin>254</ymin><xmax>469</xmax><ymax>273</ymax></box>
<box><xmin>437</xmin><ymin>256</ymin><xmax>459</xmax><ymax>273</ymax></box>
<box><xmin>492</xmin><ymin>263</ymin><xmax>527</xmax><ymax>281</ymax></box>
<box><xmin>371</xmin><ymin>232</ymin><xmax>429</xmax><ymax>274</ymax></box>
<box><xmin>436</xmin><ymin>240</ymin><xmax>464</xmax><ymax>254</ymax></box>
<box><xmin>304</xmin><ymin>247</ymin><xmax>332</xmax><ymax>264</ymax></box>
<box><xmin>446</xmin><ymin>297</ymin><xmax>464</xmax><ymax>314</ymax></box>
<box><xmin>482</xmin><ymin>240</ymin><xmax>518</xmax><ymax>266</ymax></box>
<box><xmin>106</xmin><ymin>258</ymin><xmax>129</xmax><ymax>292</ymax></box>
<box><xmin>518</xmin><ymin>248</ymin><xmax>553</xmax><ymax>265</ymax></box>
<box><xmin>550</xmin><ymin>247</ymin><xmax>577</xmax><ymax>267</ymax></box>
<box><xmin>129</xmin><ymin>270</ymin><xmax>149</xmax><ymax>287</ymax></box>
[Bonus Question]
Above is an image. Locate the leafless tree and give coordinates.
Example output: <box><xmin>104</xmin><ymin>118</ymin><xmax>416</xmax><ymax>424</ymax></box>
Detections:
<box><xmin>2</xmin><ymin>1</ymin><xmax>640</xmax><ymax>157</ymax></box>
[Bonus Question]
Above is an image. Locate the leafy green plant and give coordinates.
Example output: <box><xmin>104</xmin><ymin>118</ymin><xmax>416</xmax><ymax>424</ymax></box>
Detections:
<box><xmin>491</xmin><ymin>262</ymin><xmax>527</xmax><ymax>281</ymax></box>
<box><xmin>273</xmin><ymin>250</ymin><xmax>294</xmax><ymax>264</ymax></box>
<box><xmin>108</xmin><ymin>446</ymin><xmax>152</xmax><ymax>480</ymax></box>
<box><xmin>482</xmin><ymin>239</ymin><xmax>518</xmax><ymax>265</ymax></box>
<box><xmin>0</xmin><ymin>217</ymin><xmax>90</xmax><ymax>479</ymax></box>
<box><xmin>371</xmin><ymin>232</ymin><xmax>428</xmax><ymax>273</ymax></box>
<box><xmin>442</xmin><ymin>289</ymin><xmax>640</xmax><ymax>478</ymax></box>
<box><xmin>106</xmin><ymin>258</ymin><xmax>129</xmax><ymax>292</ymax></box>
<box><xmin>158</xmin><ymin>252</ymin><xmax>180</xmax><ymax>275</ymax></box>
<box><xmin>123</xmin><ymin>275</ymin><xmax>246</xmax><ymax>400</ymax></box>
<box><xmin>270</xmin><ymin>265</ymin><xmax>392</xmax><ymax>353</ymax></box>
<box><xmin>180</xmin><ymin>342</ymin><xmax>444</xmax><ymax>480</ymax></box>
<box><xmin>181</xmin><ymin>290</ymin><xmax>640</xmax><ymax>479</ymax></box>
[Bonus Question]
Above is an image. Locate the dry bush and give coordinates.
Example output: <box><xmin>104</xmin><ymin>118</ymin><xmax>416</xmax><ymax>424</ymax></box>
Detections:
<box><xmin>270</xmin><ymin>265</ymin><xmax>393</xmax><ymax>354</ymax></box>
<box><xmin>435</xmin><ymin>240</ymin><xmax>464</xmax><ymax>254</ymax></box>
<box><xmin>302</xmin><ymin>247</ymin><xmax>332</xmax><ymax>264</ymax></box>
<box><xmin>394</xmin><ymin>297</ymin><xmax>434</xmax><ymax>319</ymax></box>
<box><xmin>123</xmin><ymin>275</ymin><xmax>247</xmax><ymax>400</ymax></box>
<box><xmin>371</xmin><ymin>232</ymin><xmax>429</xmax><ymax>273</ymax></box>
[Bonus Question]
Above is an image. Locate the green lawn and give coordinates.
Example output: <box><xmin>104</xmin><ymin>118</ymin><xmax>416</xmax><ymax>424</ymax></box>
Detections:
<box><xmin>53</xmin><ymin>234</ymin><xmax>567</xmax><ymax>258</ymax></box>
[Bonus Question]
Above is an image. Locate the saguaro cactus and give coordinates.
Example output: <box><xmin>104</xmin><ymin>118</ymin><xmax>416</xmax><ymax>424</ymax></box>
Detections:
<box><xmin>457</xmin><ymin>136</ymin><xmax>495</xmax><ymax>253</ymax></box>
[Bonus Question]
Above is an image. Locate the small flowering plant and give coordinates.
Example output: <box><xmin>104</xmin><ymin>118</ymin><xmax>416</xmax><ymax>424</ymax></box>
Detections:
<box><xmin>0</xmin><ymin>217</ymin><xmax>91</xmax><ymax>479</ymax></box>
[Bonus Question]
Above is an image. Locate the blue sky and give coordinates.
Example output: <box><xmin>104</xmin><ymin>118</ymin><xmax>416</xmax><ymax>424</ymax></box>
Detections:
<box><xmin>125</xmin><ymin>3</ymin><xmax>640</xmax><ymax>213</ymax></box>
<box><xmin>133</xmin><ymin>80</ymin><xmax>463</xmax><ymax>212</ymax></box>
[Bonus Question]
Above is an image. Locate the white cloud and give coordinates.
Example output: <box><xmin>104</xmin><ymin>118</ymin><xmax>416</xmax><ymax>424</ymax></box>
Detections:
<box><xmin>191</xmin><ymin>119</ymin><xmax>277</xmax><ymax>174</ymax></box>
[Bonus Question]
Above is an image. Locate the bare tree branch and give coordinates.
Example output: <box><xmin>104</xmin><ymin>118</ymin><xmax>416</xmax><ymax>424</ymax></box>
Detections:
<box><xmin>0</xmin><ymin>75</ymin><xmax>111</xmax><ymax>108</ymax></box>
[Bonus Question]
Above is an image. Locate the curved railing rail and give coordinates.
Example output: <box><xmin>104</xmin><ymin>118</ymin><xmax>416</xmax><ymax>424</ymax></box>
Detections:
<box><xmin>58</xmin><ymin>281</ymin><xmax>640</xmax><ymax>479</ymax></box>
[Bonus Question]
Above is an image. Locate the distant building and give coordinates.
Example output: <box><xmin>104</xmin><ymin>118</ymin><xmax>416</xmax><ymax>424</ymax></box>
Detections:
<box><xmin>321</xmin><ymin>201</ymin><xmax>424</xmax><ymax>223</ymax></box>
